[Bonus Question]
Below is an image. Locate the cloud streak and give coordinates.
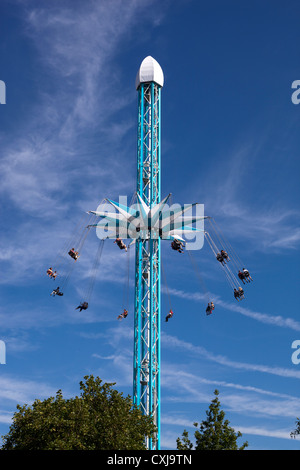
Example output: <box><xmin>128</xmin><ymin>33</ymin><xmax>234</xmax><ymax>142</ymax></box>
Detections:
<box><xmin>162</xmin><ymin>332</ymin><xmax>300</xmax><ymax>379</ymax></box>
<box><xmin>168</xmin><ymin>286</ymin><xmax>300</xmax><ymax>332</ymax></box>
<box><xmin>199</xmin><ymin>140</ymin><xmax>300</xmax><ymax>253</ymax></box>
<box><xmin>0</xmin><ymin>0</ymin><xmax>161</xmax><ymax>287</ymax></box>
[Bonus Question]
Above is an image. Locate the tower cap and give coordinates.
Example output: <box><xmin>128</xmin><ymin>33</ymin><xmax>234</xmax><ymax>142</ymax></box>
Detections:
<box><xmin>135</xmin><ymin>56</ymin><xmax>164</xmax><ymax>89</ymax></box>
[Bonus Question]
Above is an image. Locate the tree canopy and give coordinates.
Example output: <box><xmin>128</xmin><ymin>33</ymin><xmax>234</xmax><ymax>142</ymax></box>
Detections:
<box><xmin>291</xmin><ymin>418</ymin><xmax>300</xmax><ymax>439</ymax></box>
<box><xmin>176</xmin><ymin>390</ymin><xmax>248</xmax><ymax>450</ymax></box>
<box><xmin>1</xmin><ymin>375</ymin><xmax>156</xmax><ymax>450</ymax></box>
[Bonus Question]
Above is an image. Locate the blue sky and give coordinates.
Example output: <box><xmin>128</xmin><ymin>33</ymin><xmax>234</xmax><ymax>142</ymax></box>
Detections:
<box><xmin>0</xmin><ymin>0</ymin><xmax>300</xmax><ymax>450</ymax></box>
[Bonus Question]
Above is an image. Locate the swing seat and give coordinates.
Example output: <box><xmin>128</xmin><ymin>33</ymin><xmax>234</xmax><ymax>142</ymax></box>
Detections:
<box><xmin>69</xmin><ymin>250</ymin><xmax>79</xmax><ymax>260</ymax></box>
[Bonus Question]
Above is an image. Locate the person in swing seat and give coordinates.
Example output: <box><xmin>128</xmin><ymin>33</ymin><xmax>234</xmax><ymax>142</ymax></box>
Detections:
<box><xmin>216</xmin><ymin>252</ymin><xmax>225</xmax><ymax>265</ymax></box>
<box><xmin>238</xmin><ymin>286</ymin><xmax>245</xmax><ymax>299</ymax></box>
<box><xmin>234</xmin><ymin>288</ymin><xmax>240</xmax><ymax>301</ymax></box>
<box><xmin>171</xmin><ymin>239</ymin><xmax>184</xmax><ymax>253</ymax></box>
<box><xmin>243</xmin><ymin>267</ymin><xmax>253</xmax><ymax>282</ymax></box>
<box><xmin>76</xmin><ymin>301</ymin><xmax>88</xmax><ymax>312</ymax></box>
<box><xmin>165</xmin><ymin>309</ymin><xmax>174</xmax><ymax>322</ymax></box>
<box><xmin>114</xmin><ymin>238</ymin><xmax>127</xmax><ymax>252</ymax></box>
<box><xmin>238</xmin><ymin>270</ymin><xmax>247</xmax><ymax>284</ymax></box>
<box><xmin>220</xmin><ymin>249</ymin><xmax>230</xmax><ymax>262</ymax></box>
<box><xmin>206</xmin><ymin>302</ymin><xmax>215</xmax><ymax>315</ymax></box>
<box><xmin>51</xmin><ymin>287</ymin><xmax>63</xmax><ymax>297</ymax></box>
<box><xmin>117</xmin><ymin>309</ymin><xmax>128</xmax><ymax>320</ymax></box>
<box><xmin>68</xmin><ymin>248</ymin><xmax>79</xmax><ymax>260</ymax></box>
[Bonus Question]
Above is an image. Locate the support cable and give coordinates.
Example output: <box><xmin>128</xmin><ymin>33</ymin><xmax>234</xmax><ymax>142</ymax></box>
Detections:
<box><xmin>209</xmin><ymin>218</ymin><xmax>244</xmax><ymax>271</ymax></box>
<box><xmin>122</xmin><ymin>245</ymin><xmax>131</xmax><ymax>310</ymax></box>
<box><xmin>161</xmin><ymin>259</ymin><xmax>172</xmax><ymax>311</ymax></box>
<box><xmin>187</xmin><ymin>249</ymin><xmax>211</xmax><ymax>303</ymax></box>
<box><xmin>83</xmin><ymin>238</ymin><xmax>105</xmax><ymax>303</ymax></box>
<box><xmin>205</xmin><ymin>232</ymin><xmax>239</xmax><ymax>291</ymax></box>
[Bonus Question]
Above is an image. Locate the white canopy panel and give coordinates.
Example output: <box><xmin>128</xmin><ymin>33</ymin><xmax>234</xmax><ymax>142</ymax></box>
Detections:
<box><xmin>135</xmin><ymin>56</ymin><xmax>164</xmax><ymax>89</ymax></box>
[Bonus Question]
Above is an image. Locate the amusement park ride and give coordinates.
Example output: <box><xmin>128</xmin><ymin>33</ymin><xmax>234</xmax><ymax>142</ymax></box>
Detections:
<box><xmin>47</xmin><ymin>57</ymin><xmax>253</xmax><ymax>450</ymax></box>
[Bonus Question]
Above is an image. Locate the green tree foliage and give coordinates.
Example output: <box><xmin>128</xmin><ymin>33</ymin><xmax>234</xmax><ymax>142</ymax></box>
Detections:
<box><xmin>291</xmin><ymin>418</ymin><xmax>300</xmax><ymax>439</ymax></box>
<box><xmin>176</xmin><ymin>390</ymin><xmax>248</xmax><ymax>450</ymax></box>
<box><xmin>1</xmin><ymin>375</ymin><xmax>156</xmax><ymax>450</ymax></box>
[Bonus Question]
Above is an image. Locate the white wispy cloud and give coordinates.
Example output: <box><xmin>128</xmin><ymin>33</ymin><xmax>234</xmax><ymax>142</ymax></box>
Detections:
<box><xmin>0</xmin><ymin>0</ymin><xmax>163</xmax><ymax>286</ymax></box>
<box><xmin>1</xmin><ymin>1</ymin><xmax>139</xmax><ymax>216</ymax></box>
<box><xmin>168</xmin><ymin>285</ymin><xmax>300</xmax><ymax>332</ymax></box>
<box><xmin>217</xmin><ymin>297</ymin><xmax>300</xmax><ymax>332</ymax></box>
<box><xmin>162</xmin><ymin>332</ymin><xmax>300</xmax><ymax>379</ymax></box>
<box><xmin>0</xmin><ymin>411</ymin><xmax>13</xmax><ymax>425</ymax></box>
<box><xmin>236</xmin><ymin>426</ymin><xmax>292</xmax><ymax>440</ymax></box>
<box><xmin>0</xmin><ymin>375</ymin><xmax>57</xmax><ymax>404</ymax></box>
<box><xmin>161</xmin><ymin>416</ymin><xmax>293</xmax><ymax>444</ymax></box>
<box><xmin>163</xmin><ymin>368</ymin><xmax>299</xmax><ymax>401</ymax></box>
<box><xmin>197</xmin><ymin>138</ymin><xmax>300</xmax><ymax>253</ymax></box>
<box><xmin>161</xmin><ymin>367</ymin><xmax>300</xmax><ymax>433</ymax></box>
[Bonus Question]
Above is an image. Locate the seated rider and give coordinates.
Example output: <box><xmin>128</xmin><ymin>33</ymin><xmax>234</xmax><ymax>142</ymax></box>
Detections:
<box><xmin>238</xmin><ymin>286</ymin><xmax>245</xmax><ymax>299</ymax></box>
<box><xmin>47</xmin><ymin>268</ymin><xmax>58</xmax><ymax>279</ymax></box>
<box><xmin>165</xmin><ymin>309</ymin><xmax>174</xmax><ymax>322</ymax></box>
<box><xmin>47</xmin><ymin>267</ymin><xmax>53</xmax><ymax>277</ymax></box>
<box><xmin>117</xmin><ymin>309</ymin><xmax>128</xmax><ymax>320</ymax></box>
<box><xmin>216</xmin><ymin>252</ymin><xmax>225</xmax><ymax>265</ymax></box>
<box><xmin>206</xmin><ymin>302</ymin><xmax>215</xmax><ymax>315</ymax></box>
<box><xmin>243</xmin><ymin>268</ymin><xmax>253</xmax><ymax>282</ymax></box>
<box><xmin>171</xmin><ymin>239</ymin><xmax>184</xmax><ymax>253</ymax></box>
<box><xmin>114</xmin><ymin>238</ymin><xmax>127</xmax><ymax>252</ymax></box>
<box><xmin>220</xmin><ymin>250</ymin><xmax>230</xmax><ymax>262</ymax></box>
<box><xmin>51</xmin><ymin>287</ymin><xmax>63</xmax><ymax>297</ymax></box>
<box><xmin>233</xmin><ymin>288</ymin><xmax>240</xmax><ymax>301</ymax></box>
<box><xmin>75</xmin><ymin>301</ymin><xmax>88</xmax><ymax>312</ymax></box>
<box><xmin>234</xmin><ymin>287</ymin><xmax>244</xmax><ymax>301</ymax></box>
<box><xmin>68</xmin><ymin>248</ymin><xmax>79</xmax><ymax>260</ymax></box>
<box><xmin>238</xmin><ymin>270</ymin><xmax>246</xmax><ymax>284</ymax></box>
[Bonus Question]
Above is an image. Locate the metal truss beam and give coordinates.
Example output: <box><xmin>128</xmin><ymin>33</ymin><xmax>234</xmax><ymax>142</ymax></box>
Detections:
<box><xmin>133</xmin><ymin>81</ymin><xmax>161</xmax><ymax>450</ymax></box>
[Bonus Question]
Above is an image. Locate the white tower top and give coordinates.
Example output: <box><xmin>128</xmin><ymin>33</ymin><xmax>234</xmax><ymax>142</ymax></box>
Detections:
<box><xmin>135</xmin><ymin>56</ymin><xmax>164</xmax><ymax>89</ymax></box>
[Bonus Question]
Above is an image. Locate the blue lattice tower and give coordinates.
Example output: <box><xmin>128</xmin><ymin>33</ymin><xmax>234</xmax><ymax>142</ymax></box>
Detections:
<box><xmin>133</xmin><ymin>56</ymin><xmax>164</xmax><ymax>450</ymax></box>
<box><xmin>88</xmin><ymin>57</ymin><xmax>205</xmax><ymax>450</ymax></box>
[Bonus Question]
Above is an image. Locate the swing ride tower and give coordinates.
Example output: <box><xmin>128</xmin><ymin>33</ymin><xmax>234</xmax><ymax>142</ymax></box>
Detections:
<box><xmin>133</xmin><ymin>57</ymin><xmax>164</xmax><ymax>450</ymax></box>
<box><xmin>59</xmin><ymin>55</ymin><xmax>249</xmax><ymax>454</ymax></box>
<box><xmin>89</xmin><ymin>56</ymin><xmax>206</xmax><ymax>449</ymax></box>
